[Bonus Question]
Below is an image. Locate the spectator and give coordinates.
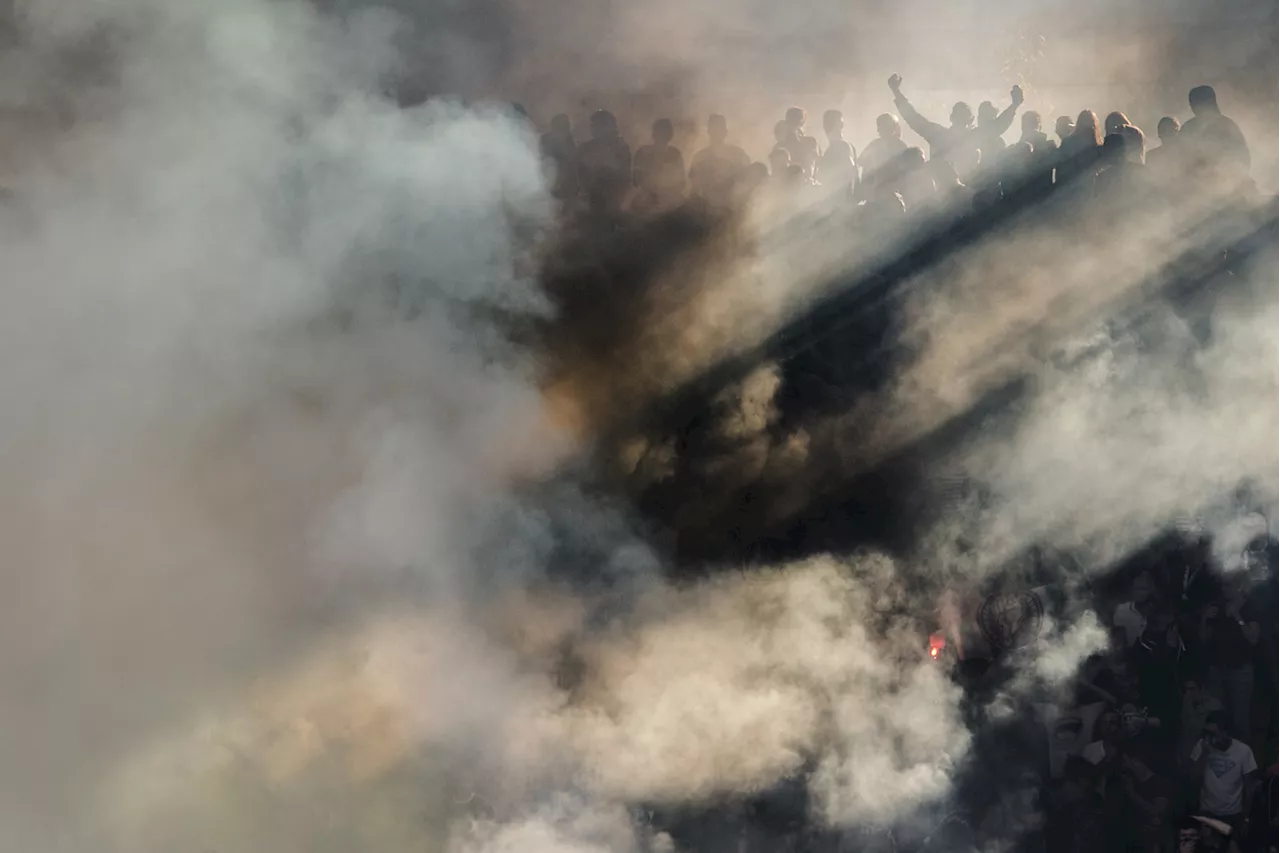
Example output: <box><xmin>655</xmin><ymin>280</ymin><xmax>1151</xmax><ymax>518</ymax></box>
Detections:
<box><xmin>861</xmin><ymin>113</ymin><xmax>909</xmax><ymax>197</ymax></box>
<box><xmin>887</xmin><ymin>73</ymin><xmax>980</xmax><ymax>166</ymax></box>
<box><xmin>1055</xmin><ymin>115</ymin><xmax>1075</xmax><ymax>145</ymax></box>
<box><xmin>1177</xmin><ymin>816</ymin><xmax>1205</xmax><ymax>853</ymax></box>
<box><xmin>577</xmin><ymin>109</ymin><xmax>632</xmax><ymax>213</ymax></box>
<box><xmin>1121</xmin><ymin>754</ymin><xmax>1174</xmax><ymax>853</ymax></box>
<box><xmin>1059</xmin><ymin>109</ymin><xmax>1103</xmax><ymax>186</ymax></box>
<box><xmin>1017</xmin><ymin>111</ymin><xmax>1059</xmax><ymax>192</ymax></box>
<box><xmin>1180</xmin><ymin>674</ymin><xmax>1227</xmax><ymax>773</ymax></box>
<box><xmin>1146</xmin><ymin>117</ymin><xmax>1181</xmax><ymax>169</ymax></box>
<box><xmin>1189</xmin><ymin>712</ymin><xmax>1259</xmax><ymax>838</ymax></box>
<box><xmin>632</xmin><ymin>118</ymin><xmax>686</xmax><ymax>213</ymax></box>
<box><xmin>1181</xmin><ymin>85</ymin><xmax>1251</xmax><ymax>180</ymax></box>
<box><xmin>891</xmin><ymin>146</ymin><xmax>936</xmax><ymax>212</ymax></box>
<box><xmin>780</xmin><ymin>107</ymin><xmax>819</xmax><ymax>178</ymax></box>
<box><xmin>817</xmin><ymin>109</ymin><xmax>858</xmax><ymax>197</ymax></box>
<box><xmin>1132</xmin><ymin>610</ymin><xmax>1182</xmax><ymax>739</ymax></box>
<box><xmin>1200</xmin><ymin>577</ymin><xmax>1262</xmax><ymax>742</ymax></box>
<box><xmin>1094</xmin><ymin>131</ymin><xmax>1147</xmax><ymax>210</ymax></box>
<box><xmin>1105</xmin><ymin>110</ymin><xmax>1132</xmax><ymax>136</ymax></box>
<box><xmin>540</xmin><ymin>113</ymin><xmax>578</xmax><ymax>200</ymax></box>
<box><xmin>1120</xmin><ymin>124</ymin><xmax>1147</xmax><ymax>165</ymax></box>
<box><xmin>974</xmin><ymin>87</ymin><xmax>1025</xmax><ymax>167</ymax></box>
<box><xmin>689</xmin><ymin>113</ymin><xmax>751</xmax><ymax>208</ymax></box>
<box><xmin>1114</xmin><ymin>571</ymin><xmax>1157</xmax><ymax>647</ymax></box>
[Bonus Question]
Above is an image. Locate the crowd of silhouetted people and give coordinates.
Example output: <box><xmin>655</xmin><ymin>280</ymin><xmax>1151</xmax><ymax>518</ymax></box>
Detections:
<box><xmin>526</xmin><ymin>76</ymin><xmax>1275</xmax><ymax>853</ymax></box>
<box><xmin>531</xmin><ymin>77</ymin><xmax>1256</xmax><ymax>234</ymax></box>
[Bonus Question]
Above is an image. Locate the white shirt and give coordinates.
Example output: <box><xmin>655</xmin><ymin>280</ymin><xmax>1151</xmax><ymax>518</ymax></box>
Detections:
<box><xmin>1112</xmin><ymin>601</ymin><xmax>1147</xmax><ymax>646</ymax></box>
<box><xmin>1191</xmin><ymin>738</ymin><xmax>1258</xmax><ymax>816</ymax></box>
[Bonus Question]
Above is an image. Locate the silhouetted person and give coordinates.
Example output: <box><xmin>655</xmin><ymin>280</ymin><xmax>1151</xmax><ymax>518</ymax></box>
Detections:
<box><xmin>1018</xmin><ymin>110</ymin><xmax>1059</xmax><ymax>192</ymax></box>
<box><xmin>540</xmin><ymin>113</ymin><xmax>578</xmax><ymax>200</ymax></box>
<box><xmin>1018</xmin><ymin>110</ymin><xmax>1055</xmax><ymax>153</ymax></box>
<box><xmin>632</xmin><ymin>118</ymin><xmax>686</xmax><ymax>213</ymax></box>
<box><xmin>860</xmin><ymin>113</ymin><xmax>909</xmax><ymax>198</ymax></box>
<box><xmin>1181</xmin><ymin>85</ymin><xmax>1251</xmax><ymax>188</ymax></box>
<box><xmin>1001</xmin><ymin>138</ymin><xmax>1034</xmax><ymax>179</ymax></box>
<box><xmin>974</xmin><ymin>87</ymin><xmax>1024</xmax><ymax>166</ymax></box>
<box><xmin>1094</xmin><ymin>131</ymin><xmax>1143</xmax><ymax>205</ymax></box>
<box><xmin>780</xmin><ymin>107</ymin><xmax>819</xmax><ymax>178</ymax></box>
<box><xmin>689</xmin><ymin>113</ymin><xmax>751</xmax><ymax>208</ymax></box>
<box><xmin>1055</xmin><ymin>115</ymin><xmax>1074</xmax><ymax>145</ymax></box>
<box><xmin>1145</xmin><ymin>117</ymin><xmax>1181</xmax><ymax>182</ymax></box>
<box><xmin>888</xmin><ymin>74</ymin><xmax>981</xmax><ymax>169</ymax></box>
<box><xmin>1104</xmin><ymin>111</ymin><xmax>1131</xmax><ymax>137</ymax></box>
<box><xmin>817</xmin><ymin>109</ymin><xmax>857</xmax><ymax>197</ymax></box>
<box><xmin>1119</xmin><ymin>124</ymin><xmax>1146</xmax><ymax>165</ymax></box>
<box><xmin>1058</xmin><ymin>109</ymin><xmax>1103</xmax><ymax>187</ymax></box>
<box><xmin>577</xmin><ymin>109</ymin><xmax>632</xmax><ymax>214</ymax></box>
<box><xmin>891</xmin><ymin>146</ymin><xmax>935</xmax><ymax>212</ymax></box>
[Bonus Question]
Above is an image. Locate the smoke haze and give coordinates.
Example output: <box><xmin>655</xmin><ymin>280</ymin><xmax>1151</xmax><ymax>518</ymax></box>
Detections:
<box><xmin>0</xmin><ymin>1</ymin><xmax>1273</xmax><ymax>852</ymax></box>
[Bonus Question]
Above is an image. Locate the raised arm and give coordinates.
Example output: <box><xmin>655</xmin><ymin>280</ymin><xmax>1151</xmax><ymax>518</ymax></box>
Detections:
<box><xmin>989</xmin><ymin>85</ymin><xmax>1024</xmax><ymax>136</ymax></box>
<box><xmin>888</xmin><ymin>74</ymin><xmax>946</xmax><ymax>147</ymax></box>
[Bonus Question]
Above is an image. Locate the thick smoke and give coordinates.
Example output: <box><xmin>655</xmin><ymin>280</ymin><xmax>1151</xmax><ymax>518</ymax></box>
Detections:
<box><xmin>0</xmin><ymin>0</ymin><xmax>568</xmax><ymax>848</ymax></box>
<box><xmin>0</xmin><ymin>3</ymin><xmax>958</xmax><ymax>852</ymax></box>
<box><xmin>0</xmin><ymin>1</ymin><xmax>1272</xmax><ymax>852</ymax></box>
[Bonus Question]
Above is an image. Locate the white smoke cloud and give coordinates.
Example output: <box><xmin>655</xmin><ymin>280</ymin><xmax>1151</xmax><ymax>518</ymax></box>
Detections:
<box><xmin>2</xmin><ymin>3</ymin><xmax>1270</xmax><ymax>853</ymax></box>
<box><xmin>0</xmin><ymin>1</ymin><xmax>568</xmax><ymax>849</ymax></box>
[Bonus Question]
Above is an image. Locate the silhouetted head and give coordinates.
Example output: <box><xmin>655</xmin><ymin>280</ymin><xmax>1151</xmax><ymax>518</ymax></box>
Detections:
<box><xmin>950</xmin><ymin>102</ymin><xmax>974</xmax><ymax>128</ymax></box>
<box><xmin>1104</xmin><ymin>111</ymin><xmax>1130</xmax><ymax>136</ymax></box>
<box><xmin>823</xmin><ymin>109</ymin><xmax>844</xmax><ymax>138</ymax></box>
<box><xmin>1055</xmin><ymin>115</ymin><xmax>1074</xmax><ymax>142</ymax></box>
<box><xmin>589</xmin><ymin>110</ymin><xmax>619</xmax><ymax>140</ymax></box>
<box><xmin>784</xmin><ymin>163</ymin><xmax>805</xmax><ymax>183</ymax></box>
<box><xmin>784</xmin><ymin>107</ymin><xmax>806</xmax><ymax>131</ymax></box>
<box><xmin>1119</xmin><ymin>124</ymin><xmax>1145</xmax><ymax>164</ymax></box>
<box><xmin>1021</xmin><ymin>111</ymin><xmax>1042</xmax><ymax>135</ymax></box>
<box><xmin>1074</xmin><ymin>110</ymin><xmax>1101</xmax><ymax>145</ymax></box>
<box><xmin>1177</xmin><ymin>818</ymin><xmax>1202</xmax><ymax>853</ymax></box>
<box><xmin>1189</xmin><ymin>85</ymin><xmax>1220</xmax><ymax>116</ymax></box>
<box><xmin>977</xmin><ymin>101</ymin><xmax>998</xmax><ymax>126</ymax></box>
<box><xmin>652</xmin><ymin>118</ymin><xmax>674</xmax><ymax>146</ymax></box>
<box><xmin>707</xmin><ymin>113</ymin><xmax>728</xmax><ymax>144</ymax></box>
<box><xmin>956</xmin><ymin>147</ymin><xmax>981</xmax><ymax>176</ymax></box>
<box><xmin>900</xmin><ymin>146</ymin><xmax>927</xmax><ymax>171</ymax></box>
<box><xmin>550</xmin><ymin>113</ymin><xmax>571</xmax><ymax>137</ymax></box>
<box><xmin>1157</xmin><ymin>116</ymin><xmax>1180</xmax><ymax>142</ymax></box>
<box><xmin>744</xmin><ymin>161</ymin><xmax>769</xmax><ymax>190</ymax></box>
<box><xmin>773</xmin><ymin>120</ymin><xmax>792</xmax><ymax>145</ymax></box>
<box><xmin>768</xmin><ymin>146</ymin><xmax>791</xmax><ymax>175</ymax></box>
<box><xmin>877</xmin><ymin>113</ymin><xmax>901</xmax><ymax>139</ymax></box>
